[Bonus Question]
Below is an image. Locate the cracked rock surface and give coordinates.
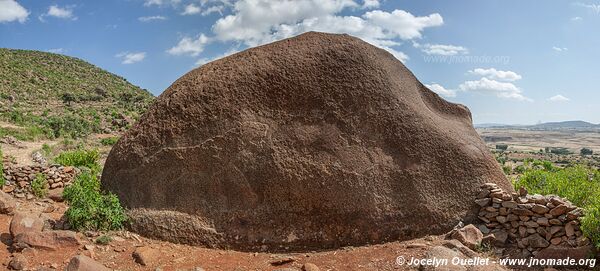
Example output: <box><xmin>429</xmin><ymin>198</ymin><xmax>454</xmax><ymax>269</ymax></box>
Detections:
<box><xmin>101</xmin><ymin>31</ymin><xmax>511</xmax><ymax>251</ymax></box>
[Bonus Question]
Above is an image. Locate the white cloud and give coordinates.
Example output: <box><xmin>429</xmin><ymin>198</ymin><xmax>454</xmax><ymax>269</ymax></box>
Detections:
<box><xmin>362</xmin><ymin>9</ymin><xmax>443</xmax><ymax>40</ymax></box>
<box><xmin>167</xmin><ymin>34</ymin><xmax>210</xmax><ymax>56</ymax></box>
<box><xmin>552</xmin><ymin>46</ymin><xmax>568</xmax><ymax>52</ymax></box>
<box><xmin>139</xmin><ymin>15</ymin><xmax>167</xmax><ymax>22</ymax></box>
<box><xmin>207</xmin><ymin>0</ymin><xmax>444</xmax><ymax>62</ymax></box>
<box><xmin>416</xmin><ymin>43</ymin><xmax>468</xmax><ymax>56</ymax></box>
<box><xmin>181</xmin><ymin>4</ymin><xmax>201</xmax><ymax>15</ymax></box>
<box><xmin>47</xmin><ymin>48</ymin><xmax>65</xmax><ymax>54</ymax></box>
<box><xmin>0</xmin><ymin>0</ymin><xmax>29</xmax><ymax>23</ymax></box>
<box><xmin>201</xmin><ymin>5</ymin><xmax>226</xmax><ymax>16</ymax></box>
<box><xmin>459</xmin><ymin>77</ymin><xmax>531</xmax><ymax>101</ymax></box>
<box><xmin>468</xmin><ymin>68</ymin><xmax>522</xmax><ymax>82</ymax></box>
<box><xmin>362</xmin><ymin>0</ymin><xmax>379</xmax><ymax>9</ymax></box>
<box><xmin>548</xmin><ymin>94</ymin><xmax>570</xmax><ymax>102</ymax></box>
<box><xmin>571</xmin><ymin>16</ymin><xmax>583</xmax><ymax>21</ymax></box>
<box><xmin>144</xmin><ymin>0</ymin><xmax>181</xmax><ymax>7</ymax></box>
<box><xmin>45</xmin><ymin>5</ymin><xmax>76</xmax><ymax>20</ymax></box>
<box><xmin>575</xmin><ymin>2</ymin><xmax>600</xmax><ymax>13</ymax></box>
<box><xmin>116</xmin><ymin>52</ymin><xmax>147</xmax><ymax>64</ymax></box>
<box><xmin>425</xmin><ymin>83</ymin><xmax>456</xmax><ymax>98</ymax></box>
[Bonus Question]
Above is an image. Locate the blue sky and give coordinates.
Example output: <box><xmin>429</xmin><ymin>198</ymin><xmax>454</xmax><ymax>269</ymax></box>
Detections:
<box><xmin>1</xmin><ymin>0</ymin><xmax>599</xmax><ymax>124</ymax></box>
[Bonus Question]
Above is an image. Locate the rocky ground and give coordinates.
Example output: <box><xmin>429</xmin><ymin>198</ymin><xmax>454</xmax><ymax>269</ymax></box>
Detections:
<box><xmin>0</xmin><ymin>191</ymin><xmax>517</xmax><ymax>271</ymax></box>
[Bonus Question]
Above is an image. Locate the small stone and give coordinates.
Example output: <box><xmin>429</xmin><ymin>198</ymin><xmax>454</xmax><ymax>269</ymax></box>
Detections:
<box><xmin>65</xmin><ymin>255</ymin><xmax>111</xmax><ymax>271</ymax></box>
<box><xmin>549</xmin><ymin>219</ymin><xmax>562</xmax><ymax>225</ymax></box>
<box><xmin>519</xmin><ymin>186</ymin><xmax>528</xmax><ymax>196</ymax></box>
<box><xmin>450</xmin><ymin>224</ymin><xmax>483</xmax><ymax>250</ymax></box>
<box><xmin>519</xmin><ymin>216</ymin><xmax>530</xmax><ymax>222</ymax></box>
<box><xmin>475</xmin><ymin>198</ymin><xmax>490</xmax><ymax>207</ymax></box>
<box><xmin>302</xmin><ymin>263</ymin><xmax>319</xmax><ymax>271</ymax></box>
<box><xmin>496</xmin><ymin>216</ymin><xmax>507</xmax><ymax>224</ymax></box>
<box><xmin>9</xmin><ymin>254</ymin><xmax>29</xmax><ymax>270</ymax></box>
<box><xmin>549</xmin><ymin>205</ymin><xmax>568</xmax><ymax>216</ymax></box>
<box><xmin>532</xmin><ymin>204</ymin><xmax>549</xmax><ymax>214</ymax></box>
<box><xmin>536</xmin><ymin>217</ymin><xmax>550</xmax><ymax>226</ymax></box>
<box><xmin>507</xmin><ymin>214</ymin><xmax>519</xmax><ymax>221</ymax></box>
<box><xmin>565</xmin><ymin>222</ymin><xmax>575</xmax><ymax>237</ymax></box>
<box><xmin>523</xmin><ymin>233</ymin><xmax>550</xmax><ymax>248</ymax></box>
<box><xmin>0</xmin><ymin>191</ymin><xmax>16</xmax><ymax>214</ymax></box>
<box><xmin>133</xmin><ymin>246</ymin><xmax>161</xmax><ymax>266</ymax></box>
<box><xmin>502</xmin><ymin>201</ymin><xmax>517</xmax><ymax>208</ymax></box>
<box><xmin>477</xmin><ymin>224</ymin><xmax>490</xmax><ymax>234</ymax></box>
<box><xmin>550</xmin><ymin>237</ymin><xmax>562</xmax><ymax>245</ymax></box>
<box><xmin>512</xmin><ymin>208</ymin><xmax>534</xmax><ymax>216</ymax></box>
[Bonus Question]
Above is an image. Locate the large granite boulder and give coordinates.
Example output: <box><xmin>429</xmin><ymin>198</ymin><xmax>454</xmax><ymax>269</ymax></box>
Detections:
<box><xmin>102</xmin><ymin>31</ymin><xmax>512</xmax><ymax>251</ymax></box>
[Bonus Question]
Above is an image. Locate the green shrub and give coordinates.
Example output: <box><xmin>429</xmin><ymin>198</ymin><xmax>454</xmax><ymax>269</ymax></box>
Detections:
<box><xmin>496</xmin><ymin>144</ymin><xmax>508</xmax><ymax>151</ymax></box>
<box><xmin>0</xmin><ymin>147</ymin><xmax>5</xmax><ymax>187</ymax></box>
<box><xmin>31</xmin><ymin>173</ymin><xmax>48</xmax><ymax>198</ymax></box>
<box><xmin>63</xmin><ymin>172</ymin><xmax>127</xmax><ymax>231</ymax></box>
<box><xmin>95</xmin><ymin>235</ymin><xmax>112</xmax><ymax>245</ymax></box>
<box><xmin>100</xmin><ymin>136</ymin><xmax>119</xmax><ymax>146</ymax></box>
<box><xmin>514</xmin><ymin>164</ymin><xmax>600</xmax><ymax>248</ymax></box>
<box><xmin>54</xmin><ymin>148</ymin><xmax>100</xmax><ymax>174</ymax></box>
<box><xmin>581</xmin><ymin>148</ymin><xmax>594</xmax><ymax>156</ymax></box>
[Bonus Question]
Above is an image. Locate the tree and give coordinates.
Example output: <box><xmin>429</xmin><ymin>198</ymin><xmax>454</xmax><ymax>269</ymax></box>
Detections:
<box><xmin>61</xmin><ymin>92</ymin><xmax>76</xmax><ymax>106</ymax></box>
<box><xmin>581</xmin><ymin>148</ymin><xmax>593</xmax><ymax>156</ymax></box>
<box><xmin>496</xmin><ymin>144</ymin><xmax>508</xmax><ymax>151</ymax></box>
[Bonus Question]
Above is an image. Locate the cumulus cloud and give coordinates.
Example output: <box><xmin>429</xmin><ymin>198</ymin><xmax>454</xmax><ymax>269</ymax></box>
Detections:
<box><xmin>416</xmin><ymin>43</ymin><xmax>468</xmax><ymax>56</ymax></box>
<box><xmin>167</xmin><ymin>34</ymin><xmax>210</xmax><ymax>56</ymax></box>
<box><xmin>47</xmin><ymin>48</ymin><xmax>65</xmax><ymax>54</ymax></box>
<box><xmin>144</xmin><ymin>0</ymin><xmax>181</xmax><ymax>7</ymax></box>
<box><xmin>552</xmin><ymin>46</ymin><xmax>568</xmax><ymax>52</ymax></box>
<box><xmin>139</xmin><ymin>15</ymin><xmax>167</xmax><ymax>22</ymax></box>
<box><xmin>181</xmin><ymin>4</ymin><xmax>201</xmax><ymax>15</ymax></box>
<box><xmin>44</xmin><ymin>5</ymin><xmax>76</xmax><ymax>20</ymax></box>
<box><xmin>204</xmin><ymin>0</ymin><xmax>443</xmax><ymax>62</ymax></box>
<box><xmin>468</xmin><ymin>68</ymin><xmax>522</xmax><ymax>82</ymax></box>
<box><xmin>459</xmin><ymin>77</ymin><xmax>531</xmax><ymax>101</ymax></box>
<box><xmin>116</xmin><ymin>52</ymin><xmax>147</xmax><ymax>64</ymax></box>
<box><xmin>425</xmin><ymin>83</ymin><xmax>456</xmax><ymax>98</ymax></box>
<box><xmin>362</xmin><ymin>0</ymin><xmax>379</xmax><ymax>9</ymax></box>
<box><xmin>548</xmin><ymin>94</ymin><xmax>570</xmax><ymax>102</ymax></box>
<box><xmin>0</xmin><ymin>0</ymin><xmax>29</xmax><ymax>23</ymax></box>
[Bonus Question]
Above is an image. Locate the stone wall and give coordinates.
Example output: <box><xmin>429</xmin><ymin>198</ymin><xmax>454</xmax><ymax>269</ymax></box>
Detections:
<box><xmin>1</xmin><ymin>161</ymin><xmax>76</xmax><ymax>199</ymax></box>
<box><xmin>476</xmin><ymin>183</ymin><xmax>590</xmax><ymax>258</ymax></box>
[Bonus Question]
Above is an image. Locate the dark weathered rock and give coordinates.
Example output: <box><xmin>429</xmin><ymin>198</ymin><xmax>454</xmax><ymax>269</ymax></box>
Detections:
<box><xmin>451</xmin><ymin>224</ymin><xmax>483</xmax><ymax>250</ymax></box>
<box><xmin>101</xmin><ymin>31</ymin><xmax>512</xmax><ymax>250</ymax></box>
<box><xmin>10</xmin><ymin>212</ymin><xmax>44</xmax><ymax>238</ymax></box>
<box><xmin>535</xmin><ymin>245</ymin><xmax>595</xmax><ymax>260</ymax></box>
<box><xmin>13</xmin><ymin>230</ymin><xmax>80</xmax><ymax>250</ymax></box>
<box><xmin>65</xmin><ymin>255</ymin><xmax>110</xmax><ymax>271</ymax></box>
<box><xmin>0</xmin><ymin>190</ymin><xmax>16</xmax><ymax>214</ymax></box>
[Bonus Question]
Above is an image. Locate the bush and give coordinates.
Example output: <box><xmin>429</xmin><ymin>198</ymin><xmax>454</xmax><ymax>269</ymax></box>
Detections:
<box><xmin>581</xmin><ymin>148</ymin><xmax>594</xmax><ymax>156</ymax></box>
<box><xmin>514</xmin><ymin>164</ymin><xmax>600</xmax><ymax>248</ymax></box>
<box><xmin>54</xmin><ymin>148</ymin><xmax>100</xmax><ymax>174</ymax></box>
<box><xmin>31</xmin><ymin>173</ymin><xmax>48</xmax><ymax>198</ymax></box>
<box><xmin>95</xmin><ymin>235</ymin><xmax>112</xmax><ymax>245</ymax></box>
<box><xmin>63</xmin><ymin>172</ymin><xmax>127</xmax><ymax>231</ymax></box>
<box><xmin>496</xmin><ymin>144</ymin><xmax>508</xmax><ymax>151</ymax></box>
<box><xmin>0</xmin><ymin>147</ymin><xmax>5</xmax><ymax>187</ymax></box>
<box><xmin>100</xmin><ymin>136</ymin><xmax>119</xmax><ymax>146</ymax></box>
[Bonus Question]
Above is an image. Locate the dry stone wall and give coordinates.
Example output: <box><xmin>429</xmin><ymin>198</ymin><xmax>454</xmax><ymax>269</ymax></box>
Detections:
<box><xmin>1</xmin><ymin>160</ymin><xmax>76</xmax><ymax>199</ymax></box>
<box><xmin>476</xmin><ymin>183</ymin><xmax>590</xmax><ymax>258</ymax></box>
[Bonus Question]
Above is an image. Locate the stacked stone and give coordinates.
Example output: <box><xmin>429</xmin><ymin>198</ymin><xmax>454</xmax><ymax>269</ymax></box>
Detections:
<box><xmin>476</xmin><ymin>183</ymin><xmax>589</xmax><ymax>258</ymax></box>
<box><xmin>1</xmin><ymin>164</ymin><xmax>76</xmax><ymax>199</ymax></box>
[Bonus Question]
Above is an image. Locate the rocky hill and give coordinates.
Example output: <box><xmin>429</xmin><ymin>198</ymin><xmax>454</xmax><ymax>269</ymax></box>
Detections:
<box><xmin>0</xmin><ymin>48</ymin><xmax>154</xmax><ymax>139</ymax></box>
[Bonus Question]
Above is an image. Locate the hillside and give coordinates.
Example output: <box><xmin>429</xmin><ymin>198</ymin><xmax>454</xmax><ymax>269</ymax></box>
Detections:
<box><xmin>0</xmin><ymin>48</ymin><xmax>154</xmax><ymax>140</ymax></box>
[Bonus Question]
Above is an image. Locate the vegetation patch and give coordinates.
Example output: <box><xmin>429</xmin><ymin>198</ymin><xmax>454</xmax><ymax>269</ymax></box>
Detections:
<box><xmin>31</xmin><ymin>173</ymin><xmax>48</xmax><ymax>198</ymax></box>
<box><xmin>54</xmin><ymin>148</ymin><xmax>101</xmax><ymax>174</ymax></box>
<box><xmin>513</xmin><ymin>162</ymin><xmax>600</xmax><ymax>248</ymax></box>
<box><xmin>63</xmin><ymin>171</ymin><xmax>127</xmax><ymax>231</ymax></box>
<box><xmin>100</xmin><ymin>136</ymin><xmax>119</xmax><ymax>146</ymax></box>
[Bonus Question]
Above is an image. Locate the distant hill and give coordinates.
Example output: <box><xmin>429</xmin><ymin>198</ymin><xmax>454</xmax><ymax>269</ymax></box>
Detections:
<box><xmin>531</xmin><ymin>120</ymin><xmax>598</xmax><ymax>129</ymax></box>
<box><xmin>0</xmin><ymin>48</ymin><xmax>154</xmax><ymax>140</ymax></box>
<box><xmin>476</xmin><ymin>120</ymin><xmax>599</xmax><ymax>131</ymax></box>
